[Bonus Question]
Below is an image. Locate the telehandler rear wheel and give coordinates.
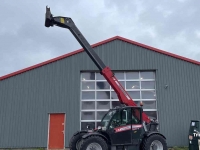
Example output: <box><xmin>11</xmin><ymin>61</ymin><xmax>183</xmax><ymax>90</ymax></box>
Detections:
<box><xmin>69</xmin><ymin>132</ymin><xmax>85</xmax><ymax>150</ymax></box>
<box><xmin>142</xmin><ymin>134</ymin><xmax>167</xmax><ymax>150</ymax></box>
<box><xmin>79</xmin><ymin>135</ymin><xmax>108</xmax><ymax>150</ymax></box>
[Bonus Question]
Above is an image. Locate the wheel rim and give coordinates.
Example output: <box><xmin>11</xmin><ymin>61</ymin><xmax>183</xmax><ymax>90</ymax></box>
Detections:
<box><xmin>150</xmin><ymin>140</ymin><xmax>163</xmax><ymax>150</ymax></box>
<box><xmin>86</xmin><ymin>142</ymin><xmax>102</xmax><ymax>150</ymax></box>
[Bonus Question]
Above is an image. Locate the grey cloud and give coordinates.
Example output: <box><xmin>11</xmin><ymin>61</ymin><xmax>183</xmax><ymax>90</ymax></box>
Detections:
<box><xmin>138</xmin><ymin>1</ymin><xmax>200</xmax><ymax>36</ymax></box>
<box><xmin>104</xmin><ymin>0</ymin><xmax>200</xmax><ymax>61</ymax></box>
<box><xmin>0</xmin><ymin>1</ymin><xmax>85</xmax><ymax>76</ymax></box>
<box><xmin>194</xmin><ymin>53</ymin><xmax>200</xmax><ymax>61</ymax></box>
<box><xmin>0</xmin><ymin>0</ymin><xmax>199</xmax><ymax>77</ymax></box>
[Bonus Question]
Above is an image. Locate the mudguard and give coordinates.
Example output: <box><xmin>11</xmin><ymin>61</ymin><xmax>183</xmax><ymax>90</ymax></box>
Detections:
<box><xmin>73</xmin><ymin>130</ymin><xmax>88</xmax><ymax>136</ymax></box>
<box><xmin>82</xmin><ymin>132</ymin><xmax>109</xmax><ymax>142</ymax></box>
<box><xmin>145</xmin><ymin>131</ymin><xmax>166</xmax><ymax>139</ymax></box>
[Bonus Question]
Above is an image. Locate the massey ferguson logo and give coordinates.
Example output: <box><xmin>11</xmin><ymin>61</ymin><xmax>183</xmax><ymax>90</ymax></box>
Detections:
<box><xmin>116</xmin><ymin>126</ymin><xmax>131</xmax><ymax>132</ymax></box>
<box><xmin>115</xmin><ymin>125</ymin><xmax>142</xmax><ymax>133</ymax></box>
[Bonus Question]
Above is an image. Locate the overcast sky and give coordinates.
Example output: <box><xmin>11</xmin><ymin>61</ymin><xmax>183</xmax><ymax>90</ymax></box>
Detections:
<box><xmin>0</xmin><ymin>0</ymin><xmax>199</xmax><ymax>77</ymax></box>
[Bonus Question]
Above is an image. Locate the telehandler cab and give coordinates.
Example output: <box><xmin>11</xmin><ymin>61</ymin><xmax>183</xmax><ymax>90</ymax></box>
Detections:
<box><xmin>45</xmin><ymin>6</ymin><xmax>167</xmax><ymax>150</ymax></box>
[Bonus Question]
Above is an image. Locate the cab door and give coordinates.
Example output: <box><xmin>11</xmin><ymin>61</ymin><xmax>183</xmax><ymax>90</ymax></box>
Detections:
<box><xmin>107</xmin><ymin>108</ymin><xmax>132</xmax><ymax>145</ymax></box>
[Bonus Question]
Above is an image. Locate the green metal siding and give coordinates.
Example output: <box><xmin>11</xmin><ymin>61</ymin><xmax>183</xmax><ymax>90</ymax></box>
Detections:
<box><xmin>0</xmin><ymin>39</ymin><xmax>199</xmax><ymax>147</ymax></box>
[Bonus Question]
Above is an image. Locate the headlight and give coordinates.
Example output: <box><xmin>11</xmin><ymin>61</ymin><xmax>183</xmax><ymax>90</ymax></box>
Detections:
<box><xmin>189</xmin><ymin>135</ymin><xmax>193</xmax><ymax>140</ymax></box>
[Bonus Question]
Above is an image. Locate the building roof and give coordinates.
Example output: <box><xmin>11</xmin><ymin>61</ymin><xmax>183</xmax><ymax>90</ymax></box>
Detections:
<box><xmin>0</xmin><ymin>36</ymin><xmax>199</xmax><ymax>81</ymax></box>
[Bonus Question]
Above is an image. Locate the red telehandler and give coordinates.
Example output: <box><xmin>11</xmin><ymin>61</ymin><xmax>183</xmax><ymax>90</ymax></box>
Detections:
<box><xmin>45</xmin><ymin>6</ymin><xmax>167</xmax><ymax>150</ymax></box>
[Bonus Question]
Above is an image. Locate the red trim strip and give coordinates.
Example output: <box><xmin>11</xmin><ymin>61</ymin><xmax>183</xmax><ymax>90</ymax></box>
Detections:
<box><xmin>0</xmin><ymin>36</ymin><xmax>199</xmax><ymax>80</ymax></box>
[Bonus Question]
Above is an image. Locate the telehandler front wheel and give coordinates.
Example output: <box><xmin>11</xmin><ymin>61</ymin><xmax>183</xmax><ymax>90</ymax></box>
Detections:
<box><xmin>69</xmin><ymin>132</ymin><xmax>85</xmax><ymax>150</ymax></box>
<box><xmin>79</xmin><ymin>135</ymin><xmax>108</xmax><ymax>150</ymax></box>
<box><xmin>142</xmin><ymin>134</ymin><xmax>167</xmax><ymax>150</ymax></box>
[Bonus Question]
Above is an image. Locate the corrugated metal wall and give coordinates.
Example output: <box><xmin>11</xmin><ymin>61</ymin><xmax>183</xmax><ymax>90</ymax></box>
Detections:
<box><xmin>0</xmin><ymin>39</ymin><xmax>199</xmax><ymax>148</ymax></box>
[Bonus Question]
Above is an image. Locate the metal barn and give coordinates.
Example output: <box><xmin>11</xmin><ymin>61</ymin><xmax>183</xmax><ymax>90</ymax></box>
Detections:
<box><xmin>0</xmin><ymin>36</ymin><xmax>200</xmax><ymax>148</ymax></box>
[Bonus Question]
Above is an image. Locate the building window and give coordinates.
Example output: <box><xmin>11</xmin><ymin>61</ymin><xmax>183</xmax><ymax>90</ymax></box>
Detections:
<box><xmin>80</xmin><ymin>71</ymin><xmax>157</xmax><ymax>130</ymax></box>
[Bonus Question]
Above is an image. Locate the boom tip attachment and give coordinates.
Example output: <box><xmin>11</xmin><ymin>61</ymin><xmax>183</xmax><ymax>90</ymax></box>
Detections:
<box><xmin>45</xmin><ymin>6</ymin><xmax>53</xmax><ymax>27</ymax></box>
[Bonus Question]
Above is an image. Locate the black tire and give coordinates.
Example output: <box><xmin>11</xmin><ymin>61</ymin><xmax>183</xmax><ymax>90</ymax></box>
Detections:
<box><xmin>142</xmin><ymin>134</ymin><xmax>167</xmax><ymax>150</ymax></box>
<box><xmin>79</xmin><ymin>135</ymin><xmax>108</xmax><ymax>150</ymax></box>
<box><xmin>69</xmin><ymin>132</ymin><xmax>86</xmax><ymax>150</ymax></box>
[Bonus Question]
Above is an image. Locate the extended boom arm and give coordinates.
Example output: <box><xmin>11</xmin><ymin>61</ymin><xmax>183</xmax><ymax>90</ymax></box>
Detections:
<box><xmin>45</xmin><ymin>7</ymin><xmax>150</xmax><ymax>124</ymax></box>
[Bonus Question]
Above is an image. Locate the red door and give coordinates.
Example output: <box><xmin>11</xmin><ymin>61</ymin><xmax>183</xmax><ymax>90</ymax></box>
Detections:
<box><xmin>48</xmin><ymin>113</ymin><xmax>65</xmax><ymax>149</ymax></box>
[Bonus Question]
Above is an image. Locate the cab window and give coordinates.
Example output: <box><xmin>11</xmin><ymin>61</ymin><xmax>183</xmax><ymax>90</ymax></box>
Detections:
<box><xmin>109</xmin><ymin>110</ymin><xmax>121</xmax><ymax>128</ymax></box>
<box><xmin>109</xmin><ymin>108</ymin><xmax>132</xmax><ymax>128</ymax></box>
<box><xmin>109</xmin><ymin>108</ymin><xmax>142</xmax><ymax>129</ymax></box>
<box><xmin>131</xmin><ymin>108</ymin><xmax>141</xmax><ymax>124</ymax></box>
